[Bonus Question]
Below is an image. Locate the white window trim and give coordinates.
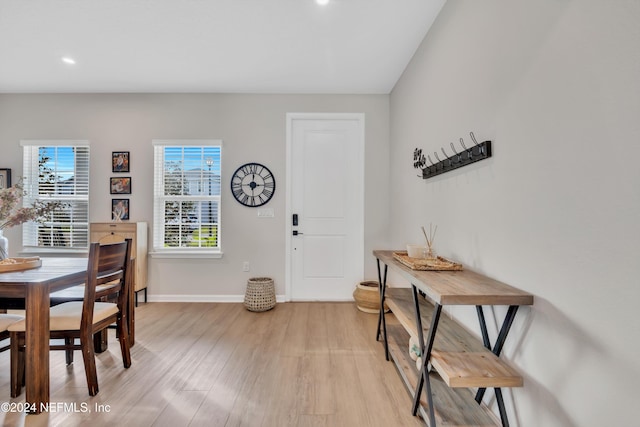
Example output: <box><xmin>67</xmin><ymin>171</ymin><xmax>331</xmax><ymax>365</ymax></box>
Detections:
<box><xmin>20</xmin><ymin>140</ymin><xmax>90</xmax><ymax>147</ymax></box>
<box><xmin>19</xmin><ymin>247</ymin><xmax>89</xmax><ymax>257</ymax></box>
<box><xmin>148</xmin><ymin>250</ymin><xmax>223</xmax><ymax>259</ymax></box>
<box><xmin>150</xmin><ymin>139</ymin><xmax>223</xmax><ymax>259</ymax></box>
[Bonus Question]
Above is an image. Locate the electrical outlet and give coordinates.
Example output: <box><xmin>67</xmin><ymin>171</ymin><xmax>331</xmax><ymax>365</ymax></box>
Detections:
<box><xmin>242</xmin><ymin>261</ymin><xmax>250</xmax><ymax>272</ymax></box>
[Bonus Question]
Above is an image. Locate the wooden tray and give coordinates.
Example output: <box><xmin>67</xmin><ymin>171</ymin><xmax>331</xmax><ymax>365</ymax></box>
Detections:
<box><xmin>393</xmin><ymin>252</ymin><xmax>463</xmax><ymax>271</ymax></box>
<box><xmin>0</xmin><ymin>257</ymin><xmax>42</xmax><ymax>273</ymax></box>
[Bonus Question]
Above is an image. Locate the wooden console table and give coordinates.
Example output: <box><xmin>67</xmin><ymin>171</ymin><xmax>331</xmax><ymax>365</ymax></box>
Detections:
<box><xmin>373</xmin><ymin>250</ymin><xmax>533</xmax><ymax>427</ymax></box>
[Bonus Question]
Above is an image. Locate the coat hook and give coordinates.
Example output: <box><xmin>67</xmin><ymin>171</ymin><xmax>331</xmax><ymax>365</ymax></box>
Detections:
<box><xmin>450</xmin><ymin>142</ymin><xmax>461</xmax><ymax>163</ymax></box>
<box><xmin>459</xmin><ymin>137</ymin><xmax>468</xmax><ymax>150</ymax></box>
<box><xmin>434</xmin><ymin>152</ymin><xmax>441</xmax><ymax>162</ymax></box>
<box><xmin>470</xmin><ymin>131</ymin><xmax>485</xmax><ymax>154</ymax></box>
<box><xmin>470</xmin><ymin>131</ymin><xmax>480</xmax><ymax>146</ymax></box>
<box><xmin>441</xmin><ymin>147</ymin><xmax>455</xmax><ymax>165</ymax></box>
<box><xmin>427</xmin><ymin>155</ymin><xmax>435</xmax><ymax>166</ymax></box>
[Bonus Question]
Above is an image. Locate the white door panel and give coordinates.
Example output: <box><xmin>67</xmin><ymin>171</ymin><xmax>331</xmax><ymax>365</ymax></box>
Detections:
<box><xmin>303</xmin><ymin>131</ymin><xmax>346</xmax><ymax>219</ymax></box>
<box><xmin>303</xmin><ymin>236</ymin><xmax>345</xmax><ymax>278</ymax></box>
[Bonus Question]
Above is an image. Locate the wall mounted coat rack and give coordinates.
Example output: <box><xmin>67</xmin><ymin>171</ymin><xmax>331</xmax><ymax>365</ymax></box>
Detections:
<box><xmin>413</xmin><ymin>132</ymin><xmax>492</xmax><ymax>180</ymax></box>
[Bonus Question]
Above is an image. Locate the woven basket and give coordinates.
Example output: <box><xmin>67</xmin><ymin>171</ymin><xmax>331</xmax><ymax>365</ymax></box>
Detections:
<box><xmin>353</xmin><ymin>281</ymin><xmax>389</xmax><ymax>314</ymax></box>
<box><xmin>244</xmin><ymin>277</ymin><xmax>276</xmax><ymax>312</ymax></box>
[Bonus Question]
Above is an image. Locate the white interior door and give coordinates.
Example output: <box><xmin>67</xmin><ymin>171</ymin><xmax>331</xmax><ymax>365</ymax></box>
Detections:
<box><xmin>286</xmin><ymin>113</ymin><xmax>364</xmax><ymax>301</ymax></box>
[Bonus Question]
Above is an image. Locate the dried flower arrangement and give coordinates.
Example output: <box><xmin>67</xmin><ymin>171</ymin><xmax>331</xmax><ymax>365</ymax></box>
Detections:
<box><xmin>0</xmin><ymin>180</ymin><xmax>66</xmax><ymax>258</ymax></box>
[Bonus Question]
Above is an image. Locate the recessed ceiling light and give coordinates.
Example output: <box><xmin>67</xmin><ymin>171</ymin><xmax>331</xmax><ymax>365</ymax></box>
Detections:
<box><xmin>61</xmin><ymin>57</ymin><xmax>76</xmax><ymax>65</ymax></box>
<box><xmin>316</xmin><ymin>0</ymin><xmax>329</xmax><ymax>5</ymax></box>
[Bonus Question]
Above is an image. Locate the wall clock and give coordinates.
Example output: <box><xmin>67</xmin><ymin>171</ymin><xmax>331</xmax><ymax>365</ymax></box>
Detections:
<box><xmin>230</xmin><ymin>162</ymin><xmax>276</xmax><ymax>207</ymax></box>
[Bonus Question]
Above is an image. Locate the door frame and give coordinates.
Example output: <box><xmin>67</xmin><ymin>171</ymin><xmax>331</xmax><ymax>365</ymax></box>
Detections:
<box><xmin>285</xmin><ymin>112</ymin><xmax>365</xmax><ymax>301</ymax></box>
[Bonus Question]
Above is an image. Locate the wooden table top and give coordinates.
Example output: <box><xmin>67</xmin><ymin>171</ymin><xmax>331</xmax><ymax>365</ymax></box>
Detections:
<box><xmin>374</xmin><ymin>250</ymin><xmax>533</xmax><ymax>306</ymax></box>
<box><xmin>0</xmin><ymin>257</ymin><xmax>87</xmax><ymax>297</ymax></box>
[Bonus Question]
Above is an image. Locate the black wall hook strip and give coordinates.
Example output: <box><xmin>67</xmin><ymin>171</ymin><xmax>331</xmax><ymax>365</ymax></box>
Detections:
<box><xmin>422</xmin><ymin>140</ymin><xmax>492</xmax><ymax>179</ymax></box>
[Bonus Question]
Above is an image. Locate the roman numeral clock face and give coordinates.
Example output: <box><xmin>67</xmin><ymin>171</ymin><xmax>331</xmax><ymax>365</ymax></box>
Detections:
<box><xmin>230</xmin><ymin>163</ymin><xmax>276</xmax><ymax>207</ymax></box>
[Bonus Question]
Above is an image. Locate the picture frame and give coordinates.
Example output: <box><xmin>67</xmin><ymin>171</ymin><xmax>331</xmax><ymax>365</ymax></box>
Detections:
<box><xmin>0</xmin><ymin>168</ymin><xmax>11</xmax><ymax>189</ymax></box>
<box><xmin>111</xmin><ymin>198</ymin><xmax>130</xmax><ymax>221</ymax></box>
<box><xmin>110</xmin><ymin>177</ymin><xmax>132</xmax><ymax>194</ymax></box>
<box><xmin>112</xmin><ymin>151</ymin><xmax>130</xmax><ymax>173</ymax></box>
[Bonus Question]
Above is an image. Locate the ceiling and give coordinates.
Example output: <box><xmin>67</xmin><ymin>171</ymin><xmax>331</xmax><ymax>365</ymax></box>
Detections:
<box><xmin>0</xmin><ymin>0</ymin><xmax>445</xmax><ymax>94</ymax></box>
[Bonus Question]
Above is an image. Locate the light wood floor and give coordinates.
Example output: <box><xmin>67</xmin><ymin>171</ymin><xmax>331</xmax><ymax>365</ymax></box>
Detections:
<box><xmin>0</xmin><ymin>302</ymin><xmax>424</xmax><ymax>427</ymax></box>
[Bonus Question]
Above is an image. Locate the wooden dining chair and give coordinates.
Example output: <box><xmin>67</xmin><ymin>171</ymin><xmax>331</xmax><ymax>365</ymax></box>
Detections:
<box><xmin>49</xmin><ymin>248</ymin><xmax>136</xmax><ymax>351</ymax></box>
<box><xmin>8</xmin><ymin>239</ymin><xmax>133</xmax><ymax>397</ymax></box>
<box><xmin>0</xmin><ymin>314</ymin><xmax>24</xmax><ymax>353</ymax></box>
<box><xmin>49</xmin><ymin>267</ymin><xmax>126</xmax><ymax>354</ymax></box>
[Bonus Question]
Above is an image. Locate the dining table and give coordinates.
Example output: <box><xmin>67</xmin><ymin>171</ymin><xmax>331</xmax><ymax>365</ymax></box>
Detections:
<box><xmin>0</xmin><ymin>257</ymin><xmax>88</xmax><ymax>414</ymax></box>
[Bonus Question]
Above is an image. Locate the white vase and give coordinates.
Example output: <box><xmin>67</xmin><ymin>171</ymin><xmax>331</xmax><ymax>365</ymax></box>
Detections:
<box><xmin>0</xmin><ymin>229</ymin><xmax>8</xmax><ymax>260</ymax></box>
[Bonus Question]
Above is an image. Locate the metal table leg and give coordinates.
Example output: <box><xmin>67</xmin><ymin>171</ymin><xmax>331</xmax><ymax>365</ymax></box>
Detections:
<box><xmin>376</xmin><ymin>259</ymin><xmax>389</xmax><ymax>360</ymax></box>
<box><xmin>475</xmin><ymin>305</ymin><xmax>520</xmax><ymax>427</ymax></box>
<box><xmin>411</xmin><ymin>284</ymin><xmax>442</xmax><ymax>426</ymax></box>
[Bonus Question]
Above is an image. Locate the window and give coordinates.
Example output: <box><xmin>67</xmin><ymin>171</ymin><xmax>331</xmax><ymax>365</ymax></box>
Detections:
<box><xmin>21</xmin><ymin>140</ymin><xmax>90</xmax><ymax>251</ymax></box>
<box><xmin>152</xmin><ymin>140</ymin><xmax>222</xmax><ymax>257</ymax></box>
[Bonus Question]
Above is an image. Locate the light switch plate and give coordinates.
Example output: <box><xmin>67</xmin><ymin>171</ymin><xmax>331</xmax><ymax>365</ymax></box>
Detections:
<box><xmin>257</xmin><ymin>208</ymin><xmax>274</xmax><ymax>218</ymax></box>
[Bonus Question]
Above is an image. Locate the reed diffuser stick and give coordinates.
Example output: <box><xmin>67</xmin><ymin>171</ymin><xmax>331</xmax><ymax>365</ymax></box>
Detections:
<box><xmin>421</xmin><ymin>223</ymin><xmax>437</xmax><ymax>258</ymax></box>
<box><xmin>421</xmin><ymin>226</ymin><xmax>429</xmax><ymax>247</ymax></box>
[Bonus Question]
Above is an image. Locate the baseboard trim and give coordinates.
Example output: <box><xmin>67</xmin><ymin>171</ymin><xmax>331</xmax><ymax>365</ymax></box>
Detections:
<box><xmin>147</xmin><ymin>294</ymin><xmax>287</xmax><ymax>303</ymax></box>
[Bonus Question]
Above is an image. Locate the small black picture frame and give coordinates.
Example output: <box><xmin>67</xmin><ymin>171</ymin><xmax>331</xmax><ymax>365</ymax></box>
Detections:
<box><xmin>112</xmin><ymin>151</ymin><xmax>130</xmax><ymax>173</ymax></box>
<box><xmin>110</xmin><ymin>177</ymin><xmax>132</xmax><ymax>194</ymax></box>
<box><xmin>0</xmin><ymin>168</ymin><xmax>11</xmax><ymax>189</ymax></box>
<box><xmin>111</xmin><ymin>198</ymin><xmax>130</xmax><ymax>221</ymax></box>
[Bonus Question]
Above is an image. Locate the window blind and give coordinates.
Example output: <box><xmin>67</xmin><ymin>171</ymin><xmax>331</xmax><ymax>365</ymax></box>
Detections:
<box><xmin>21</xmin><ymin>141</ymin><xmax>90</xmax><ymax>250</ymax></box>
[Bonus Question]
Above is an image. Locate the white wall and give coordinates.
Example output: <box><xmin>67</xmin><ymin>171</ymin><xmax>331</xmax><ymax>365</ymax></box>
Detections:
<box><xmin>389</xmin><ymin>1</ymin><xmax>639</xmax><ymax>426</ymax></box>
<box><xmin>0</xmin><ymin>93</ymin><xmax>390</xmax><ymax>299</ymax></box>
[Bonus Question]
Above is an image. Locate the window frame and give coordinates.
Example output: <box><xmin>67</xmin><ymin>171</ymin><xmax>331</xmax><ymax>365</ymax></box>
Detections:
<box><xmin>20</xmin><ymin>140</ymin><xmax>90</xmax><ymax>255</ymax></box>
<box><xmin>151</xmin><ymin>139</ymin><xmax>223</xmax><ymax>259</ymax></box>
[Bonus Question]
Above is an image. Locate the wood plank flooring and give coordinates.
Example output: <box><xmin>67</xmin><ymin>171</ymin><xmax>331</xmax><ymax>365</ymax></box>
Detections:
<box><xmin>0</xmin><ymin>302</ymin><xmax>425</xmax><ymax>427</ymax></box>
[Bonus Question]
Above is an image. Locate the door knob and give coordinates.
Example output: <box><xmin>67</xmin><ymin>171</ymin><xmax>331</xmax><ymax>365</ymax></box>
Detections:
<box><xmin>292</xmin><ymin>230</ymin><xmax>304</xmax><ymax>236</ymax></box>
